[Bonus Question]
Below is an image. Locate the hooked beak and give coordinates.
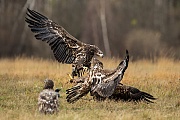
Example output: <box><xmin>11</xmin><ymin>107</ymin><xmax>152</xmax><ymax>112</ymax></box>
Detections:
<box><xmin>97</xmin><ymin>53</ymin><xmax>104</xmax><ymax>58</ymax></box>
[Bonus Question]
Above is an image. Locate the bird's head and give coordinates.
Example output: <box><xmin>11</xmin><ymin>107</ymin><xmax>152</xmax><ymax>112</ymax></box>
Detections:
<box><xmin>89</xmin><ymin>45</ymin><xmax>104</xmax><ymax>58</ymax></box>
<box><xmin>43</xmin><ymin>79</ymin><xmax>54</xmax><ymax>89</ymax></box>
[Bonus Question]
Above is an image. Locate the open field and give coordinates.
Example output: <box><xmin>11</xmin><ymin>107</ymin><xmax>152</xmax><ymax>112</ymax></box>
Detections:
<box><xmin>0</xmin><ymin>57</ymin><xmax>179</xmax><ymax>120</ymax></box>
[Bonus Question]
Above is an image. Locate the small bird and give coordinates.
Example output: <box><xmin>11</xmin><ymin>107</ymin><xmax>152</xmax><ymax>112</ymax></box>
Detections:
<box><xmin>66</xmin><ymin>50</ymin><xmax>129</xmax><ymax>103</ymax></box>
<box><xmin>38</xmin><ymin>79</ymin><xmax>60</xmax><ymax>114</ymax></box>
<box><xmin>25</xmin><ymin>8</ymin><xmax>103</xmax><ymax>79</ymax></box>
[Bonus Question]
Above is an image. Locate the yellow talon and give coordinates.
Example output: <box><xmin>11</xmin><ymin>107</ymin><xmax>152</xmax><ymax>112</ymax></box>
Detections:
<box><xmin>67</xmin><ymin>73</ymin><xmax>73</xmax><ymax>80</ymax></box>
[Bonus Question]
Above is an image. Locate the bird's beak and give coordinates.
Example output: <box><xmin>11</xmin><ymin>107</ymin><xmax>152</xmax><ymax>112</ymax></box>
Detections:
<box><xmin>98</xmin><ymin>53</ymin><xmax>104</xmax><ymax>58</ymax></box>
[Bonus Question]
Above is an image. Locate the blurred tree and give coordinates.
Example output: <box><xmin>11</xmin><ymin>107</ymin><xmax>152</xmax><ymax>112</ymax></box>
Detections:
<box><xmin>0</xmin><ymin>0</ymin><xmax>179</xmax><ymax>60</ymax></box>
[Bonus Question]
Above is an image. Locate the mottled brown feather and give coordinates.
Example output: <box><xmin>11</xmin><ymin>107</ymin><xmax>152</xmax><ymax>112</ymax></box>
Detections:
<box><xmin>25</xmin><ymin>8</ymin><xmax>103</xmax><ymax>77</ymax></box>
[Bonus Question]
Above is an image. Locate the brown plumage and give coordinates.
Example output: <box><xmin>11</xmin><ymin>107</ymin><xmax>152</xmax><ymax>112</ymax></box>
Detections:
<box><xmin>25</xmin><ymin>8</ymin><xmax>103</xmax><ymax>78</ymax></box>
<box><xmin>66</xmin><ymin>50</ymin><xmax>156</xmax><ymax>103</ymax></box>
<box><xmin>108</xmin><ymin>83</ymin><xmax>156</xmax><ymax>103</ymax></box>
<box><xmin>90</xmin><ymin>50</ymin><xmax>129</xmax><ymax>98</ymax></box>
<box><xmin>66</xmin><ymin>77</ymin><xmax>91</xmax><ymax>103</ymax></box>
<box><xmin>38</xmin><ymin>79</ymin><xmax>60</xmax><ymax>114</ymax></box>
<box><xmin>66</xmin><ymin>50</ymin><xmax>129</xmax><ymax>103</ymax></box>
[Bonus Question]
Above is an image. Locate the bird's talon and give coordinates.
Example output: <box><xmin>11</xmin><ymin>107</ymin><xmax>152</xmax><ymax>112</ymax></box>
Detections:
<box><xmin>67</xmin><ymin>73</ymin><xmax>73</xmax><ymax>80</ymax></box>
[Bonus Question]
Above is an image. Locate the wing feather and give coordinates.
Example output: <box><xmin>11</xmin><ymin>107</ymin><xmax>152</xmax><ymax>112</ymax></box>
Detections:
<box><xmin>66</xmin><ymin>77</ymin><xmax>90</xmax><ymax>103</ymax></box>
<box><xmin>109</xmin><ymin>84</ymin><xmax>156</xmax><ymax>103</ymax></box>
<box><xmin>91</xmin><ymin>50</ymin><xmax>129</xmax><ymax>98</ymax></box>
<box><xmin>94</xmin><ymin>80</ymin><xmax>116</xmax><ymax>97</ymax></box>
<box><xmin>25</xmin><ymin>8</ymin><xmax>85</xmax><ymax>64</ymax></box>
<box><xmin>27</xmin><ymin>8</ymin><xmax>48</xmax><ymax>20</ymax></box>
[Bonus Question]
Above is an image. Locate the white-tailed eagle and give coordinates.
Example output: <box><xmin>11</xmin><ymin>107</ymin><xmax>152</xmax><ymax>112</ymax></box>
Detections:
<box><xmin>66</xmin><ymin>50</ymin><xmax>129</xmax><ymax>103</ymax></box>
<box><xmin>38</xmin><ymin>79</ymin><xmax>60</xmax><ymax>114</ymax></box>
<box><xmin>25</xmin><ymin>8</ymin><xmax>103</xmax><ymax>78</ymax></box>
<box><xmin>108</xmin><ymin>83</ymin><xmax>156</xmax><ymax>103</ymax></box>
<box><xmin>66</xmin><ymin>50</ymin><xmax>156</xmax><ymax>103</ymax></box>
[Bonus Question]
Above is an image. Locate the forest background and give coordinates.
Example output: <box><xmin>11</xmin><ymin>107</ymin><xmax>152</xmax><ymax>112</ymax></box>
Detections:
<box><xmin>0</xmin><ymin>0</ymin><xmax>180</xmax><ymax>60</ymax></box>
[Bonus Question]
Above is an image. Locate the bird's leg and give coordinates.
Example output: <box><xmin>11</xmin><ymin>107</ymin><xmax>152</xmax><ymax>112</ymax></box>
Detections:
<box><xmin>71</xmin><ymin>70</ymin><xmax>77</xmax><ymax>78</ymax></box>
<box><xmin>76</xmin><ymin>64</ymin><xmax>83</xmax><ymax>77</ymax></box>
<box><xmin>67</xmin><ymin>64</ymin><xmax>78</xmax><ymax>83</ymax></box>
<box><xmin>77</xmin><ymin>66</ymin><xmax>86</xmax><ymax>77</ymax></box>
<box><xmin>71</xmin><ymin>64</ymin><xmax>77</xmax><ymax>78</ymax></box>
<box><xmin>82</xmin><ymin>66</ymin><xmax>89</xmax><ymax>73</ymax></box>
<box><xmin>67</xmin><ymin>73</ymin><xmax>74</xmax><ymax>83</ymax></box>
<box><xmin>68</xmin><ymin>73</ymin><xmax>73</xmax><ymax>80</ymax></box>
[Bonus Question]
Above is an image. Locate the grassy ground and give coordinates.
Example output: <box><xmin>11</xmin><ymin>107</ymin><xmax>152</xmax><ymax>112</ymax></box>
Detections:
<box><xmin>0</xmin><ymin>57</ymin><xmax>179</xmax><ymax>120</ymax></box>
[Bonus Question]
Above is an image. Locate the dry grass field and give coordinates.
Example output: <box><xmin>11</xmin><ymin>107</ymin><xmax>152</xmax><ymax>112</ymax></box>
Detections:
<box><xmin>0</xmin><ymin>57</ymin><xmax>179</xmax><ymax>120</ymax></box>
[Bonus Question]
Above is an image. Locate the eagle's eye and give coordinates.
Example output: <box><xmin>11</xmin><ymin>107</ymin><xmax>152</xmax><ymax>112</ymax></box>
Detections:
<box><xmin>89</xmin><ymin>48</ymin><xmax>95</xmax><ymax>54</ymax></box>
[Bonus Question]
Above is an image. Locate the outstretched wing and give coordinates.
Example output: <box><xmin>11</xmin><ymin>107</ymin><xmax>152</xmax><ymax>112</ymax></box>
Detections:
<box><xmin>25</xmin><ymin>8</ymin><xmax>85</xmax><ymax>64</ymax></box>
<box><xmin>66</xmin><ymin>77</ymin><xmax>91</xmax><ymax>103</ymax></box>
<box><xmin>91</xmin><ymin>50</ymin><xmax>129</xmax><ymax>98</ymax></box>
<box><xmin>109</xmin><ymin>83</ymin><xmax>156</xmax><ymax>103</ymax></box>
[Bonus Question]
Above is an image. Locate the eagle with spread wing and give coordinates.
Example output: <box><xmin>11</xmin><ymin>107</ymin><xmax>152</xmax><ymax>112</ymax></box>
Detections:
<box><xmin>66</xmin><ymin>50</ymin><xmax>129</xmax><ymax>103</ymax></box>
<box><xmin>25</xmin><ymin>8</ymin><xmax>103</xmax><ymax>78</ymax></box>
<box><xmin>66</xmin><ymin>51</ymin><xmax>156</xmax><ymax>103</ymax></box>
<box><xmin>108</xmin><ymin>83</ymin><xmax>156</xmax><ymax>103</ymax></box>
<box><xmin>38</xmin><ymin>79</ymin><xmax>60</xmax><ymax>114</ymax></box>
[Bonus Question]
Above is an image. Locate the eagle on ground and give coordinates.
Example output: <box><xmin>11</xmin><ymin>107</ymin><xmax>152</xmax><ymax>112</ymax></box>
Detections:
<box><xmin>38</xmin><ymin>79</ymin><xmax>60</xmax><ymax>114</ymax></box>
<box><xmin>25</xmin><ymin>8</ymin><xmax>103</xmax><ymax>78</ymax></box>
<box><xmin>108</xmin><ymin>83</ymin><xmax>156</xmax><ymax>103</ymax></box>
<box><xmin>66</xmin><ymin>50</ymin><xmax>129</xmax><ymax>103</ymax></box>
<box><xmin>66</xmin><ymin>50</ymin><xmax>156</xmax><ymax>103</ymax></box>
